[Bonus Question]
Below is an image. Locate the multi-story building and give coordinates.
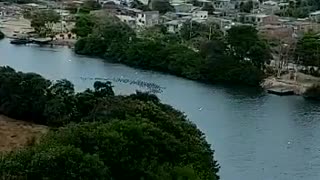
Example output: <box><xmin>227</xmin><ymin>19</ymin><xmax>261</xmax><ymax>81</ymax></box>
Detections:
<box><xmin>192</xmin><ymin>10</ymin><xmax>208</xmax><ymax>20</ymax></box>
<box><xmin>136</xmin><ymin>11</ymin><xmax>160</xmax><ymax>27</ymax></box>
<box><xmin>238</xmin><ymin>13</ymin><xmax>279</xmax><ymax>26</ymax></box>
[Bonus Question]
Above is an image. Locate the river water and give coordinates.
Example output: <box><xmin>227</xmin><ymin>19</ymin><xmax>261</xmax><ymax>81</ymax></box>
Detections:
<box><xmin>1</xmin><ymin>38</ymin><xmax>320</xmax><ymax>180</ymax></box>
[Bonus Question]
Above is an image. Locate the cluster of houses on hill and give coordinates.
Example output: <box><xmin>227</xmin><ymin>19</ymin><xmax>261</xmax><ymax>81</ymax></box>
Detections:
<box><xmin>82</xmin><ymin>0</ymin><xmax>320</xmax><ymax>42</ymax></box>
<box><xmin>2</xmin><ymin>0</ymin><xmax>320</xmax><ymax>41</ymax></box>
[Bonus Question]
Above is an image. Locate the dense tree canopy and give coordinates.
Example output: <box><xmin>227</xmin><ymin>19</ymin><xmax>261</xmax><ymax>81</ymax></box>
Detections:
<box><xmin>226</xmin><ymin>25</ymin><xmax>271</xmax><ymax>69</ymax></box>
<box><xmin>239</xmin><ymin>0</ymin><xmax>253</xmax><ymax>13</ymax></box>
<box><xmin>150</xmin><ymin>0</ymin><xmax>174</xmax><ymax>14</ymax></box>
<box><xmin>202</xmin><ymin>3</ymin><xmax>215</xmax><ymax>15</ymax></box>
<box><xmin>277</xmin><ymin>0</ymin><xmax>320</xmax><ymax>18</ymax></box>
<box><xmin>295</xmin><ymin>32</ymin><xmax>320</xmax><ymax>67</ymax></box>
<box><xmin>77</xmin><ymin>0</ymin><xmax>102</xmax><ymax>14</ymax></box>
<box><xmin>74</xmin><ymin>14</ymin><xmax>268</xmax><ymax>86</ymax></box>
<box><xmin>71</xmin><ymin>14</ymin><xmax>95</xmax><ymax>37</ymax></box>
<box><xmin>0</xmin><ymin>66</ymin><xmax>220</xmax><ymax>180</ymax></box>
<box><xmin>130</xmin><ymin>0</ymin><xmax>151</xmax><ymax>11</ymax></box>
<box><xmin>303</xmin><ymin>84</ymin><xmax>320</xmax><ymax>100</ymax></box>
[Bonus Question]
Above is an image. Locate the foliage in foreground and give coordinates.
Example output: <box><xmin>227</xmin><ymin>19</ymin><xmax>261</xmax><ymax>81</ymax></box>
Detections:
<box><xmin>0</xmin><ymin>66</ymin><xmax>219</xmax><ymax>179</ymax></box>
<box><xmin>0</xmin><ymin>31</ymin><xmax>4</xmax><ymax>40</ymax></box>
<box><xmin>73</xmin><ymin>14</ymin><xmax>269</xmax><ymax>86</ymax></box>
<box><xmin>303</xmin><ymin>84</ymin><xmax>320</xmax><ymax>100</ymax></box>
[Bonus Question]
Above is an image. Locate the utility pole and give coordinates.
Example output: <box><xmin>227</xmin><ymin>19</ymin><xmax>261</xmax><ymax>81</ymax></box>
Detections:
<box><xmin>209</xmin><ymin>24</ymin><xmax>212</xmax><ymax>40</ymax></box>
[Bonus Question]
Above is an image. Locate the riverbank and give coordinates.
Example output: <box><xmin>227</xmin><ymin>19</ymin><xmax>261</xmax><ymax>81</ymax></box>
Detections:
<box><xmin>262</xmin><ymin>72</ymin><xmax>320</xmax><ymax>95</ymax></box>
<box><xmin>0</xmin><ymin>17</ymin><xmax>76</xmax><ymax>47</ymax></box>
<box><xmin>2</xmin><ymin>39</ymin><xmax>320</xmax><ymax>180</ymax></box>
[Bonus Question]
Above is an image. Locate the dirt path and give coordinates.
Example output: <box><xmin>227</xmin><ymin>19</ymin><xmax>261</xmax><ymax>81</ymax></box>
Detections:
<box><xmin>0</xmin><ymin>115</ymin><xmax>47</xmax><ymax>152</ymax></box>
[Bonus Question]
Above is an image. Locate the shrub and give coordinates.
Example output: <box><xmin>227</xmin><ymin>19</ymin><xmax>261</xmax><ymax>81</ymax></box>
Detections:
<box><xmin>0</xmin><ymin>145</ymin><xmax>108</xmax><ymax>179</ymax></box>
<box><xmin>303</xmin><ymin>84</ymin><xmax>320</xmax><ymax>100</ymax></box>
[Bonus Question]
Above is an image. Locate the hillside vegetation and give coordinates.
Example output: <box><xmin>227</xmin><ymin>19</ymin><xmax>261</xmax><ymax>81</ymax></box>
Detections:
<box><xmin>0</xmin><ymin>66</ymin><xmax>219</xmax><ymax>180</ymax></box>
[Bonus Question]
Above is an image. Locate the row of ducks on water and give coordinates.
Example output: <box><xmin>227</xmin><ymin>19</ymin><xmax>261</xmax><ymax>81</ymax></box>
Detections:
<box><xmin>79</xmin><ymin>77</ymin><xmax>165</xmax><ymax>94</ymax></box>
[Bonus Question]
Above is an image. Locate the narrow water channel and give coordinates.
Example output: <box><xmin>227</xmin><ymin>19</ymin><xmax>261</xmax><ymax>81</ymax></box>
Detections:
<box><xmin>1</xmin><ymin>38</ymin><xmax>320</xmax><ymax>180</ymax></box>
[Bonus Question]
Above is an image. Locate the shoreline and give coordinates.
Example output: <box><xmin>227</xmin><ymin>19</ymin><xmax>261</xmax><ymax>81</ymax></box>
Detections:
<box><xmin>2</xmin><ymin>35</ymin><xmax>319</xmax><ymax>97</ymax></box>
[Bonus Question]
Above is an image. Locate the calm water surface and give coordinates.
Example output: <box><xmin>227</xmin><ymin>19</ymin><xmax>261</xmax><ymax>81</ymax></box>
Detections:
<box><xmin>1</xmin><ymin>39</ymin><xmax>320</xmax><ymax>180</ymax></box>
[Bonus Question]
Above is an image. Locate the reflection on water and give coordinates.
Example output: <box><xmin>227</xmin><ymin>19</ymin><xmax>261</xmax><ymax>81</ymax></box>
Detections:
<box><xmin>2</xmin><ymin>39</ymin><xmax>320</xmax><ymax>180</ymax></box>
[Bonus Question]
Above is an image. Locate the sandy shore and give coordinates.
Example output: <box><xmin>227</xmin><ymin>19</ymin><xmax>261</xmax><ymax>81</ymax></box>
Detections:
<box><xmin>0</xmin><ymin>17</ymin><xmax>33</xmax><ymax>38</ymax></box>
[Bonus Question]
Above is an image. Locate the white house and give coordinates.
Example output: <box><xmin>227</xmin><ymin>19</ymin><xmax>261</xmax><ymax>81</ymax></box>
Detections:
<box><xmin>117</xmin><ymin>15</ymin><xmax>137</xmax><ymax>27</ymax></box>
<box><xmin>165</xmin><ymin>19</ymin><xmax>186</xmax><ymax>33</ymax></box>
<box><xmin>309</xmin><ymin>10</ymin><xmax>320</xmax><ymax>22</ymax></box>
<box><xmin>136</xmin><ymin>11</ymin><xmax>159</xmax><ymax>27</ymax></box>
<box><xmin>260</xmin><ymin>0</ymin><xmax>280</xmax><ymax>14</ymax></box>
<box><xmin>0</xmin><ymin>8</ymin><xmax>6</xmax><ymax>17</ymax></box>
<box><xmin>192</xmin><ymin>10</ymin><xmax>208</xmax><ymax>20</ymax></box>
<box><xmin>240</xmin><ymin>14</ymin><xmax>279</xmax><ymax>26</ymax></box>
<box><xmin>279</xmin><ymin>2</ymin><xmax>289</xmax><ymax>10</ymax></box>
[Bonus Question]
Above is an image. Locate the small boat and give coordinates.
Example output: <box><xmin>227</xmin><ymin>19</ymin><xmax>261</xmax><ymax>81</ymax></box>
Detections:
<box><xmin>10</xmin><ymin>39</ymin><xmax>30</xmax><ymax>45</ymax></box>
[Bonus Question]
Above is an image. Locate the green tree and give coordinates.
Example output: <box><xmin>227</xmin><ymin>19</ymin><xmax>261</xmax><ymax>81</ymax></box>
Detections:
<box><xmin>43</xmin><ymin>79</ymin><xmax>76</xmax><ymax>126</ymax></box>
<box><xmin>165</xmin><ymin>43</ymin><xmax>204</xmax><ymax>79</ymax></box>
<box><xmin>41</xmin><ymin>117</ymin><xmax>219</xmax><ymax>179</ymax></box>
<box><xmin>0</xmin><ymin>145</ymin><xmax>109</xmax><ymax>179</ymax></box>
<box><xmin>73</xmin><ymin>11</ymin><xmax>263</xmax><ymax>86</ymax></box>
<box><xmin>202</xmin><ymin>3</ymin><xmax>215</xmax><ymax>15</ymax></box>
<box><xmin>295</xmin><ymin>32</ymin><xmax>320</xmax><ymax>67</ymax></box>
<box><xmin>303</xmin><ymin>84</ymin><xmax>320</xmax><ymax>99</ymax></box>
<box><xmin>130</xmin><ymin>0</ymin><xmax>151</xmax><ymax>11</ymax></box>
<box><xmin>226</xmin><ymin>25</ymin><xmax>271</xmax><ymax>69</ymax></box>
<box><xmin>0</xmin><ymin>67</ymin><xmax>51</xmax><ymax>121</ymax></box>
<box><xmin>180</xmin><ymin>21</ymin><xmax>222</xmax><ymax>43</ymax></box>
<box><xmin>0</xmin><ymin>30</ymin><xmax>4</xmax><ymax>40</ymax></box>
<box><xmin>150</xmin><ymin>0</ymin><xmax>174</xmax><ymax>14</ymax></box>
<box><xmin>78</xmin><ymin>0</ymin><xmax>102</xmax><ymax>13</ymax></box>
<box><xmin>200</xmin><ymin>40</ymin><xmax>264</xmax><ymax>86</ymax></box>
<box><xmin>240</xmin><ymin>0</ymin><xmax>253</xmax><ymax>13</ymax></box>
<box><xmin>72</xmin><ymin>14</ymin><xmax>95</xmax><ymax>38</ymax></box>
<box><xmin>75</xmin><ymin>13</ymin><xmax>135</xmax><ymax>59</ymax></box>
<box><xmin>93</xmin><ymin>81</ymin><xmax>114</xmax><ymax>97</ymax></box>
<box><xmin>30</xmin><ymin>9</ymin><xmax>60</xmax><ymax>37</ymax></box>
